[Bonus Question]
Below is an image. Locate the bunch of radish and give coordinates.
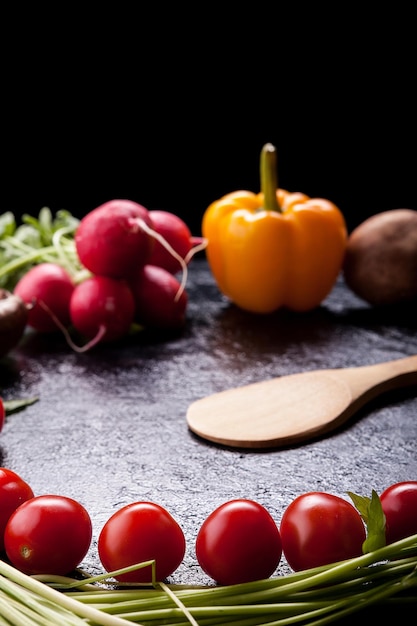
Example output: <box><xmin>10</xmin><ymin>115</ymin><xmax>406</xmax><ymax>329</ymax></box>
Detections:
<box><xmin>12</xmin><ymin>200</ymin><xmax>206</xmax><ymax>352</ymax></box>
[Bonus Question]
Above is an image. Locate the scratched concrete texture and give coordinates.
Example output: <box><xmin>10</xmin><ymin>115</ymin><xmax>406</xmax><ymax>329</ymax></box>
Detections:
<box><xmin>1</xmin><ymin>258</ymin><xmax>416</xmax><ymax>622</ymax></box>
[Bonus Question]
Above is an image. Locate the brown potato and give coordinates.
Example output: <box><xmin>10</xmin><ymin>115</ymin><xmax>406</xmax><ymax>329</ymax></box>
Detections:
<box><xmin>343</xmin><ymin>209</ymin><xmax>417</xmax><ymax>306</ymax></box>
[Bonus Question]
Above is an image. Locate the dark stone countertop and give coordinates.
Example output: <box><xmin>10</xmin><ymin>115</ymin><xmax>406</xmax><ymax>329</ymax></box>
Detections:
<box><xmin>1</xmin><ymin>258</ymin><xmax>416</xmax><ymax>621</ymax></box>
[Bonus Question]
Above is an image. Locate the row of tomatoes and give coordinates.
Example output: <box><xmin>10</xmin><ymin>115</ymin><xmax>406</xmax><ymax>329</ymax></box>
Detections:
<box><xmin>1</xmin><ymin>467</ymin><xmax>416</xmax><ymax>586</ymax></box>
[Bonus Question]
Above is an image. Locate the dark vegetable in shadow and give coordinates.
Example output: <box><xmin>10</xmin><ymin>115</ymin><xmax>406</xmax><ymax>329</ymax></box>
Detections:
<box><xmin>0</xmin><ymin>289</ymin><xmax>28</xmax><ymax>358</ymax></box>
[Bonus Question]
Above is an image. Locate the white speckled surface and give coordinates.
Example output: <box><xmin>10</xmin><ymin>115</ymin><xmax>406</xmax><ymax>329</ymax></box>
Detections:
<box><xmin>1</xmin><ymin>259</ymin><xmax>416</xmax><ymax>600</ymax></box>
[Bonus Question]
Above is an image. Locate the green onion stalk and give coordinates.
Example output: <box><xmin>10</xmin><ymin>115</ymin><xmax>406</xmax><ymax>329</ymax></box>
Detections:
<box><xmin>0</xmin><ymin>534</ymin><xmax>416</xmax><ymax>626</ymax></box>
<box><xmin>0</xmin><ymin>208</ymin><xmax>89</xmax><ymax>290</ymax></box>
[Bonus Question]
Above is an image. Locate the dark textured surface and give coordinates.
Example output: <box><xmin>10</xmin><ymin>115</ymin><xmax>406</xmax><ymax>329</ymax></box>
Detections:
<box><xmin>1</xmin><ymin>258</ymin><xmax>416</xmax><ymax>617</ymax></box>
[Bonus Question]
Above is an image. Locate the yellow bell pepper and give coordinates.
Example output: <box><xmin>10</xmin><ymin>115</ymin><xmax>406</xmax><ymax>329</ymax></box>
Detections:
<box><xmin>202</xmin><ymin>143</ymin><xmax>347</xmax><ymax>314</ymax></box>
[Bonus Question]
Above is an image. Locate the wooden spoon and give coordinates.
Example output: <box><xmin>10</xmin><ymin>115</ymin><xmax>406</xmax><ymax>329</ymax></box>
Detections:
<box><xmin>186</xmin><ymin>355</ymin><xmax>417</xmax><ymax>448</ymax></box>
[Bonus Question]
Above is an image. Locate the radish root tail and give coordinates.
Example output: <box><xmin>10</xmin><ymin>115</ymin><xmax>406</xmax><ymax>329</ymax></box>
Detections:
<box><xmin>137</xmin><ymin>219</ymin><xmax>206</xmax><ymax>302</ymax></box>
<box><xmin>38</xmin><ymin>300</ymin><xmax>107</xmax><ymax>353</ymax></box>
<box><xmin>184</xmin><ymin>237</ymin><xmax>208</xmax><ymax>265</ymax></box>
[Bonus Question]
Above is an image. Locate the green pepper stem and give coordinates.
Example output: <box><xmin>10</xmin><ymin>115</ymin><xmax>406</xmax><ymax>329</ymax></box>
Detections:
<box><xmin>260</xmin><ymin>143</ymin><xmax>282</xmax><ymax>213</ymax></box>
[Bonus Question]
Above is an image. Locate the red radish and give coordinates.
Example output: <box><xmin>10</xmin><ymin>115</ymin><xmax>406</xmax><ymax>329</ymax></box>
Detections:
<box><xmin>148</xmin><ymin>210</ymin><xmax>194</xmax><ymax>274</ymax></box>
<box><xmin>14</xmin><ymin>263</ymin><xmax>74</xmax><ymax>333</ymax></box>
<box><xmin>129</xmin><ymin>265</ymin><xmax>188</xmax><ymax>329</ymax></box>
<box><xmin>69</xmin><ymin>275</ymin><xmax>135</xmax><ymax>348</ymax></box>
<box><xmin>75</xmin><ymin>199</ymin><xmax>154</xmax><ymax>278</ymax></box>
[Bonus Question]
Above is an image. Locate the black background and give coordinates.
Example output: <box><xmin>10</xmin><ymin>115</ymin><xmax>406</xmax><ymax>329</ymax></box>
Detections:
<box><xmin>2</xmin><ymin>7</ymin><xmax>415</xmax><ymax>236</ymax></box>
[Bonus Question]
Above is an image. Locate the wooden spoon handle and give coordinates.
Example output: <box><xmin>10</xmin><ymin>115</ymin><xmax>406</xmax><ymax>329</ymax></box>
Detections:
<box><xmin>336</xmin><ymin>354</ymin><xmax>417</xmax><ymax>402</ymax></box>
<box><xmin>187</xmin><ymin>355</ymin><xmax>417</xmax><ymax>449</ymax></box>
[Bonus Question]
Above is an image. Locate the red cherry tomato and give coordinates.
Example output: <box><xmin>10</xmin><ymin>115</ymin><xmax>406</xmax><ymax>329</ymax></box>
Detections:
<box><xmin>195</xmin><ymin>499</ymin><xmax>282</xmax><ymax>585</ymax></box>
<box><xmin>280</xmin><ymin>492</ymin><xmax>366</xmax><ymax>571</ymax></box>
<box><xmin>4</xmin><ymin>494</ymin><xmax>92</xmax><ymax>575</ymax></box>
<box><xmin>0</xmin><ymin>398</ymin><xmax>5</xmax><ymax>433</ymax></box>
<box><xmin>98</xmin><ymin>501</ymin><xmax>186</xmax><ymax>583</ymax></box>
<box><xmin>380</xmin><ymin>481</ymin><xmax>417</xmax><ymax>544</ymax></box>
<box><xmin>0</xmin><ymin>467</ymin><xmax>34</xmax><ymax>552</ymax></box>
